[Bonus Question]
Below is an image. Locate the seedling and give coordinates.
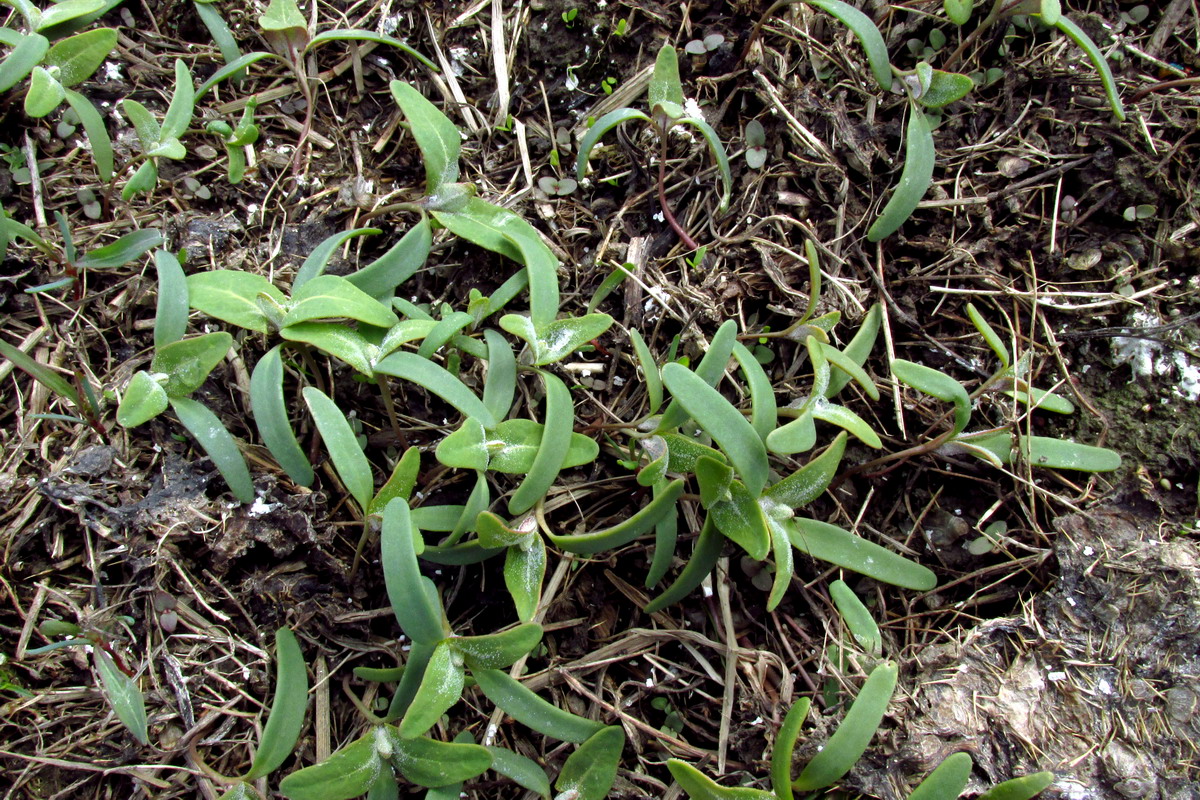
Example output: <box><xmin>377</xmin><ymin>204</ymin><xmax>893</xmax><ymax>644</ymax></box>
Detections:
<box><xmin>120</xmin><ymin>59</ymin><xmax>194</xmax><ymax>199</ymax></box>
<box><xmin>576</xmin><ymin>42</ymin><xmax>732</xmax><ymax>250</ymax></box>
<box><xmin>745</xmin><ymin>119</ymin><xmax>767</xmax><ymax>169</ymax></box>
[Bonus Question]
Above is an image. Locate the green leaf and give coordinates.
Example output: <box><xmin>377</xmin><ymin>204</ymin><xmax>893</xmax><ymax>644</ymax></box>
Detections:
<box><xmin>473</xmin><ymin>668</ymin><xmax>604</xmax><ymax>743</ymax></box>
<box><xmin>243</xmin><ymin>627</ymin><xmax>309</xmax><ymax>780</ymax></box>
<box><xmin>194</xmin><ymin>0</ymin><xmax>245</xmax><ymax>81</ymax></box>
<box><xmin>399</xmin><ymin>641</ymin><xmax>464</xmax><ymax>738</ymax></box>
<box><xmin>487</xmin><ymin>419</ymin><xmax>599</xmax><ymax>474</ymax></box>
<box><xmin>306</xmin><ymin>30</ymin><xmax>437</xmax><ymax>71</ymax></box>
<box><xmin>555</xmin><ymin>726</ymin><xmax>625</xmax><ymax>800</ymax></box>
<box><xmin>388</xmin><ymin>732</ymin><xmax>493</xmax><ymax>787</ymax></box>
<box><xmin>0</xmin><ymin>337</ymin><xmax>80</xmax><ymax>406</ymax></box>
<box><xmin>787</xmin><ymin>518</ymin><xmax>936</xmax><ymax>591</ymax></box>
<box><xmin>380</xmin><ymin>498</ymin><xmax>447</xmax><ymax>644</ymax></box>
<box><xmin>188</xmin><ymin>270</ymin><xmax>287</xmax><ymax>333</ymax></box>
<box><xmin>811</xmin><ymin>399</ymin><xmax>883</xmax><ymax>448</ymax></box>
<box><xmin>122</xmin><ymin>98</ymin><xmax>161</xmax><ymax>150</ymax></box>
<box><xmin>770</xmin><ymin>697</ymin><xmax>811</xmax><ymax>800</ymax></box>
<box><xmin>710</xmin><ymin>480</ymin><xmax>770</xmax><ymax>560</ymax></box>
<box><xmin>117</xmin><ymin>371</ymin><xmax>168</xmax><ymax>427</ymax></box>
<box><xmin>977</xmin><ymin>771</ymin><xmax>1055</xmax><ymax>800</ymax></box>
<box><xmin>1037</xmin><ymin>0</ymin><xmax>1061</xmax><ymax>26</ymax></box>
<box><xmin>731</xmin><ymin>342</ymin><xmax>777</xmax><ymax>442</ymax></box>
<box><xmin>801</xmin><ymin>0</ymin><xmax>893</xmax><ymax>90</ymax></box>
<box><xmin>767</xmin><ymin>410</ymin><xmax>817</xmax><ymax>455</ymax></box>
<box><xmin>661</xmin><ymin>433</ymin><xmax>726</xmax><ymax>474</ymax></box>
<box><xmin>160</xmin><ymin>59</ymin><xmax>194</xmax><ymax>140</ymax></box>
<box><xmin>370</xmin><ymin>446</ymin><xmax>421</xmax><ymax>514</ymax></box>
<box><xmin>1007</xmin><ymin>386</ymin><xmax>1074</xmax><ymax>414</ymax></box>
<box><xmin>37</xmin><ymin>0</ymin><xmax>105</xmax><ymax>30</ymax></box>
<box><xmin>644</xmin><ymin>515</ymin><xmax>724</xmax><ymax>614</ymax></box>
<box><xmin>448</xmin><ymin>471</ymin><xmax>490</xmax><ymax>544</ymax></box>
<box><xmin>629</xmin><ymin>328</ymin><xmax>663</xmax><ymax>415</ymax></box>
<box><xmin>302</xmin><ymin>386</ymin><xmax>374</xmax><ymax>510</ymax></box>
<box><xmin>283</xmin><ymin>274</ymin><xmax>399</xmax><ymax>329</ymax></box>
<box><xmin>417</xmin><ymin>311</ymin><xmax>473</xmax><ymax>359</ymax></box>
<box><xmin>764</xmin><ymin>432</ymin><xmax>847</xmax><ymax>509</ymax></box>
<box><xmin>153</xmin><ymin>249</ymin><xmax>188</xmax><ymax>348</ymax></box>
<box><xmin>77</xmin><ymin>228</ymin><xmax>163</xmax><ymax>270</ymax></box>
<box><xmin>293</xmin><ymin>227</ymin><xmax>380</xmax><ymax>289</ymax></box>
<box><xmin>675</xmin><ymin>114</ymin><xmax>733</xmax><ymax>214</ymax></box>
<box><xmin>500</xmin><ymin>312</ymin><xmax>613</xmax><ymax>366</ymax></box>
<box><xmin>829</xmin><ymin>580</ymin><xmax>882</xmax><ymax>657</ymax></box>
<box><xmin>387</xmin><ymin>640</ymin><xmax>435</xmax><ymax>720</ymax></box>
<box><xmin>1054</xmin><ymin>16</ymin><xmax>1125</xmax><ymax>121</ymax></box>
<box><xmin>25</xmin><ymin>66</ymin><xmax>65</xmax><ymax>117</ymax></box>
<box><xmin>93</xmin><ymin>647</ymin><xmax>148</xmax><ymax>745</ymax></box>
<box><xmin>215</xmin><ymin>784</ymin><xmax>262</xmax><ymax>800</ymax></box>
<box><xmin>373</xmin><ymin>351</ymin><xmax>498</xmax><ymax>428</ymax></box>
<box><xmin>943</xmin><ymin>0</ymin><xmax>972</xmax><ymax>25</ymax></box>
<box><xmin>658</xmin><ymin>318</ymin><xmax>739</xmax><ymax>432</ymax></box>
<box><xmin>482</xmin><ymin>328</ymin><xmax>517</xmax><ymax>422</ymax></box>
<box><xmin>546</xmin><ymin>478</ymin><xmax>685</xmax><ymax>555</ymax></box>
<box><xmin>347</xmin><ymin>217</ymin><xmax>432</xmax><ymax>299</ymax></box>
<box><xmin>867</xmin><ymin>106</ymin><xmax>935</xmax><ymax>241</ymax></box>
<box><xmin>278</xmin><ymin>733</ymin><xmax>382</xmax><ymax>800</ymax></box>
<box><xmin>696</xmin><ymin>455</ymin><xmax>734</xmax><ymax>509</ymax></box>
<box><xmin>661</xmin><ymin>362</ymin><xmax>769</xmax><ymax>496</ymax></box>
<box><xmin>909</xmin><ymin>751</ymin><xmax>973</xmax><ymax>800</ymax></box>
<box><xmin>508</xmin><ymin>372</ymin><xmax>574</xmax><ymax>514</ymax></box>
<box><xmin>170</xmin><ymin>396</ymin><xmax>255</xmax><ymax>503</ymax></box>
<box><xmin>476</xmin><ymin>511</ymin><xmax>536</xmax><ymax>548</ymax></box>
<box><xmin>767</xmin><ymin>515</ymin><xmax>794</xmax><ymax>611</ymax></box>
<box><xmin>280</xmin><ymin>322</ymin><xmax>375</xmax><ymax>375</ymax></box>
<box><xmin>891</xmin><ymin>359</ymin><xmax>971</xmax><ymax>435</ymax></box>
<box><xmin>0</xmin><ymin>33</ymin><xmax>48</xmax><ymax>93</ymax></box>
<box><xmin>250</xmin><ymin>345</ymin><xmax>315</xmax><ymax>487</ymax></box>
<box><xmin>196</xmin><ymin>51</ymin><xmax>287</xmax><ymax>97</ymax></box>
<box><xmin>504</xmin><ymin>534</ymin><xmax>546</xmax><ymax>622</ymax></box>
<box><xmin>121</xmin><ymin>160</ymin><xmax>158</xmax><ymax>200</ymax></box>
<box><xmin>152</xmin><ymin>331</ymin><xmax>233</xmax><ymax>398</ymax></box>
<box><xmin>44</xmin><ymin>27</ymin><xmax>115</xmax><ymax>86</ymax></box>
<box><xmin>259</xmin><ymin>0</ymin><xmax>306</xmax><ymax>31</ymax></box>
<box><xmin>792</xmin><ymin>661</ymin><xmax>897</xmax><ymax>791</ymax></box>
<box><xmin>1020</xmin><ymin>436</ymin><xmax>1121</xmax><ymax>472</ymax></box>
<box><xmin>486</xmin><ymin>746</ymin><xmax>552</xmax><ymax>799</ymax></box>
<box><xmin>916</xmin><ymin>68</ymin><xmax>974</xmax><ymax>108</ymax></box>
<box><xmin>450</xmin><ymin>622</ymin><xmax>542</xmax><ymax>669</ymax></box>
<box><xmin>575</xmin><ymin>107</ymin><xmax>651</xmax><ymax>181</ymax></box>
<box><xmin>828</xmin><ymin>304</ymin><xmax>882</xmax><ymax>397</ymax></box>
<box><xmin>649</xmin><ymin>43</ymin><xmax>685</xmax><ymax>117</ymax></box>
<box><xmin>390</xmin><ymin>80</ymin><xmax>461</xmax><ymax>192</ymax></box>
<box><xmin>667</xmin><ymin>759</ymin><xmax>776</xmax><ymax>799</ymax></box>
<box><xmin>965</xmin><ymin>303</ymin><xmax>1009</xmax><ymax>367</ymax></box>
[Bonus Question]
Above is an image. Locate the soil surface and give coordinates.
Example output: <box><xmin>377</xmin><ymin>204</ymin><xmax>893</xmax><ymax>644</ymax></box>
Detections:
<box><xmin>1</xmin><ymin>1</ymin><xmax>1198</xmax><ymax>799</ymax></box>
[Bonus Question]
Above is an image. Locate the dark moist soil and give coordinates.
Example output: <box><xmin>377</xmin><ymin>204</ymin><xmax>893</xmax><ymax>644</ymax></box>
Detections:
<box><xmin>1</xmin><ymin>1</ymin><xmax>1199</xmax><ymax>799</ymax></box>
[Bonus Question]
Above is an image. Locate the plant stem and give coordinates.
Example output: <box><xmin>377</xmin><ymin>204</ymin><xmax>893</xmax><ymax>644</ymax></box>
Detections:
<box><xmin>657</xmin><ymin>124</ymin><xmax>700</xmax><ymax>251</ymax></box>
<box><xmin>378</xmin><ymin>379</ymin><xmax>410</xmax><ymax>450</ymax></box>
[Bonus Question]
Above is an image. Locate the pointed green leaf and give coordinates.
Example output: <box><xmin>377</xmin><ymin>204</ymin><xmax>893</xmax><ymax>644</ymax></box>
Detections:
<box><xmin>473</xmin><ymin>668</ymin><xmax>604</xmax><ymax>743</ymax></box>
<box><xmin>302</xmin><ymin>386</ymin><xmax>374</xmax><ymax>510</ymax></box>
<box><xmin>259</xmin><ymin>0</ymin><xmax>306</xmax><ymax>31</ymax></box>
<box><xmin>965</xmin><ymin>303</ymin><xmax>1009</xmax><ymax>367</ymax></box>
<box><xmin>504</xmin><ymin>535</ymin><xmax>546</xmax><ymax>622</ymax></box>
<box><xmin>802</xmin><ymin>0</ymin><xmax>893</xmax><ymax>90</ymax></box>
<box><xmin>978</xmin><ymin>771</ymin><xmax>1055</xmax><ymax>800</ymax></box>
<box><xmin>661</xmin><ymin>433</ymin><xmax>726</xmax><ymax>473</ymax></box>
<box><xmin>63</xmin><ymin>88</ymin><xmax>112</xmax><ymax>180</ymax></box>
<box><xmin>508</xmin><ymin>372</ymin><xmax>574</xmax><ymax>514</ymax></box>
<box><xmin>827</xmin><ymin>304</ymin><xmax>882</xmax><ymax>397</ymax></box>
<box><xmin>159</xmin><ymin>59</ymin><xmax>194</xmax><ymax>140</ymax></box>
<box><xmin>293</xmin><ymin>227</ymin><xmax>380</xmax><ymax>289</ymax></box>
<box><xmin>44</xmin><ymin>27</ymin><xmax>115</xmax><ymax>86</ymax></box>
<box><xmin>644</xmin><ymin>516</ymin><xmax>724</xmax><ymax>614</ymax></box>
<box><xmin>555</xmin><ymin>726</ymin><xmax>625</xmax><ymax>800</ymax></box>
<box><xmin>575</xmin><ymin>107</ymin><xmax>651</xmax><ymax>181</ymax></box>
<box><xmin>629</xmin><ymin>328</ymin><xmax>663</xmax><ymax>415</ymax></box>
<box><xmin>710</xmin><ymin>480</ymin><xmax>771</xmax><ymax>560</ymax></box>
<box><xmin>347</xmin><ymin>217</ymin><xmax>432</xmax><ymax>299</ymax></box>
<box><xmin>787</xmin><ymin>518</ymin><xmax>936</xmax><ymax>591</ymax></box>
<box><xmin>450</xmin><ymin>622</ymin><xmax>542</xmax><ymax>669</ymax></box>
<box><xmin>153</xmin><ymin>249</ymin><xmax>188</xmax><ymax>348</ymax></box>
<box><xmin>910</xmin><ymin>751</ymin><xmax>973</xmax><ymax>800</ymax></box>
<box><xmin>502</xmin><ymin>312</ymin><xmax>613</xmax><ymax>366</ymax></box>
<box><xmin>811</xmin><ymin>400</ymin><xmax>882</xmax><ymax>448</ymax></box>
<box><xmin>399</xmin><ymin>641</ymin><xmax>464</xmax><ymax>738</ymax></box>
<box><xmin>188</xmin><ymin>270</ymin><xmax>286</xmax><ymax>333</ymax></box>
<box><xmin>37</xmin><ymin>0</ymin><xmax>105</xmax><ymax>31</ymax></box>
<box><xmin>546</xmin><ymin>478</ymin><xmax>685</xmax><ymax>554</ymax></box>
<box><xmin>0</xmin><ymin>337</ymin><xmax>80</xmax><ymax>406</ymax></box>
<box><xmin>306</xmin><ymin>30</ymin><xmax>437</xmax><ymax>71</ymax></box>
<box><xmin>170</xmin><ymin>396</ymin><xmax>254</xmax><ymax>503</ymax></box>
<box><xmin>767</xmin><ymin>410</ymin><xmax>817</xmax><ymax>455</ymax></box>
<box><xmin>732</xmin><ymin>342</ymin><xmax>777</xmax><ymax>442</ymax></box>
<box><xmin>767</xmin><ymin>516</ymin><xmax>794</xmax><ymax>611</ymax></box>
<box><xmin>661</xmin><ymin>362</ymin><xmax>769</xmax><ymax>495</ymax></box>
<box><xmin>380</xmin><ymin>498</ymin><xmax>447</xmax><ymax>644</ymax></box>
<box><xmin>370</xmin><ymin>446</ymin><xmax>421</xmax><ymax>514</ymax></box>
<box><xmin>867</xmin><ymin>106</ymin><xmax>935</xmax><ymax>241</ymax></box>
<box><xmin>658</xmin><ymin>319</ymin><xmax>739</xmax><ymax>432</ymax></box>
<box><xmin>243</xmin><ymin>627</ymin><xmax>309</xmax><ymax>780</ymax></box>
<box><xmin>1054</xmin><ymin>16</ymin><xmax>1124</xmax><ymax>121</ymax></box>
<box><xmin>696</xmin><ymin>455</ymin><xmax>734</xmax><ymax>509</ymax></box>
<box><xmin>482</xmin><ymin>329</ymin><xmax>517</xmax><ymax>422</ymax></box>
<box><xmin>829</xmin><ymin>580</ymin><xmax>881</xmax><ymax>656</ymax></box>
<box><xmin>373</xmin><ymin>351</ymin><xmax>497</xmax><ymax>428</ymax></box>
<box><xmin>152</xmin><ymin>331</ymin><xmax>232</xmax><ymax>398</ymax></box>
<box><xmin>435</xmin><ymin>417</ymin><xmax>490</xmax><ymax>470</ymax></box>
<box><xmin>94</xmin><ymin>647</ymin><xmax>148</xmax><ymax>745</ymax></box>
<box><xmin>916</xmin><ymin>68</ymin><xmax>973</xmax><ymax>108</ymax></box>
<box><xmin>667</xmin><ymin>759</ymin><xmax>776</xmax><ymax>799</ymax></box>
<box><xmin>676</xmin><ymin>114</ymin><xmax>732</xmax><ymax>214</ymax></box>
<box><xmin>891</xmin><ymin>359</ymin><xmax>971</xmax><ymax>435</ymax></box>
<box><xmin>487</xmin><ymin>419</ymin><xmax>599</xmax><ymax>474</ymax></box>
<box><xmin>764</xmin><ymin>432</ymin><xmax>847</xmax><ymax>509</ymax></box>
<box><xmin>278</xmin><ymin>733</ymin><xmax>382</xmax><ymax>800</ymax></box>
<box><xmin>390</xmin><ymin>80</ymin><xmax>461</xmax><ymax>192</ymax></box>
<box><xmin>25</xmin><ymin>65</ymin><xmax>65</xmax><ymax>116</ymax></box>
<box><xmin>417</xmin><ymin>311</ymin><xmax>473</xmax><ymax>359</ymax></box>
<box><xmin>1021</xmin><ymin>436</ymin><xmax>1121</xmax><ymax>472</ymax></box>
<box><xmin>280</xmin><ymin>322</ymin><xmax>375</xmax><ymax>375</ymax></box>
<box><xmin>250</xmin><ymin>345</ymin><xmax>314</xmax><ymax>487</ymax></box>
<box><xmin>486</xmin><ymin>746</ymin><xmax>552</xmax><ymax>799</ymax></box>
<box><xmin>389</xmin><ymin>732</ymin><xmax>493</xmax><ymax>788</ymax></box>
<box><xmin>0</xmin><ymin>32</ymin><xmax>48</xmax><ymax>93</ymax></box>
<box><xmin>283</xmin><ymin>274</ymin><xmax>399</xmax><ymax>328</ymax></box>
<box><xmin>649</xmin><ymin>44</ymin><xmax>684</xmax><ymax>116</ymax></box>
<box><xmin>793</xmin><ymin>662</ymin><xmax>897</xmax><ymax>791</ymax></box>
<box><xmin>77</xmin><ymin>228</ymin><xmax>163</xmax><ymax>270</ymax></box>
<box><xmin>117</xmin><ymin>371</ymin><xmax>168</xmax><ymax>427</ymax></box>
